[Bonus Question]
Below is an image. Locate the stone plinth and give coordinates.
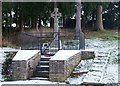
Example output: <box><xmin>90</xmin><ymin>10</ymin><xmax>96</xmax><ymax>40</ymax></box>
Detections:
<box><xmin>49</xmin><ymin>50</ymin><xmax>81</xmax><ymax>82</ymax></box>
<box><xmin>11</xmin><ymin>50</ymin><xmax>40</xmax><ymax>80</ymax></box>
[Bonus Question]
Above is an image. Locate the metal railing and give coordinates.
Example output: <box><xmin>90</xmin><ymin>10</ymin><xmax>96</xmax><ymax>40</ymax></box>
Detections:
<box><xmin>20</xmin><ymin>31</ymin><xmax>85</xmax><ymax>55</ymax></box>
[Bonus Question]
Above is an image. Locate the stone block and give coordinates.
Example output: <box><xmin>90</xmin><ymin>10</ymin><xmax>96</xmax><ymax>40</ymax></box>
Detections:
<box><xmin>11</xmin><ymin>50</ymin><xmax>40</xmax><ymax>80</ymax></box>
<box><xmin>49</xmin><ymin>50</ymin><xmax>81</xmax><ymax>82</ymax></box>
<box><xmin>81</xmin><ymin>49</ymin><xmax>95</xmax><ymax>60</ymax></box>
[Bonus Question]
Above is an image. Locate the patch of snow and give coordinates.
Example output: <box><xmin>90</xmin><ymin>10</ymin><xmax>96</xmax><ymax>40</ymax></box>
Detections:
<box><xmin>66</xmin><ymin>74</ymin><xmax>86</xmax><ymax>84</ymax></box>
<box><xmin>0</xmin><ymin>47</ymin><xmax>18</xmax><ymax>50</ymax></box>
<box><xmin>0</xmin><ymin>80</ymin><xmax>66</xmax><ymax>85</ymax></box>
<box><xmin>50</xmin><ymin>50</ymin><xmax>80</xmax><ymax>60</ymax></box>
<box><xmin>102</xmin><ymin>64</ymin><xmax>118</xmax><ymax>84</ymax></box>
<box><xmin>13</xmin><ymin>50</ymin><xmax>40</xmax><ymax>61</ymax></box>
<box><xmin>0</xmin><ymin>52</ymin><xmax>6</xmax><ymax>82</ymax></box>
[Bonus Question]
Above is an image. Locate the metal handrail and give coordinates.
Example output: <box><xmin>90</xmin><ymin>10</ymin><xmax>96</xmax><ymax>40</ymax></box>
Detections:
<box><xmin>42</xmin><ymin>32</ymin><xmax>59</xmax><ymax>55</ymax></box>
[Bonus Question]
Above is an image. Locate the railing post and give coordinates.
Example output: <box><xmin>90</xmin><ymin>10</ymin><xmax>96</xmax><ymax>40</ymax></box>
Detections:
<box><xmin>58</xmin><ymin>31</ymin><xmax>60</xmax><ymax>50</ymax></box>
<box><xmin>79</xmin><ymin>32</ymin><xmax>85</xmax><ymax>50</ymax></box>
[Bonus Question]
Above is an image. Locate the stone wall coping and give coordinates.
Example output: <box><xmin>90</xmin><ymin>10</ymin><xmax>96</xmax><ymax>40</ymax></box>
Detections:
<box><xmin>13</xmin><ymin>50</ymin><xmax>40</xmax><ymax>61</ymax></box>
<box><xmin>50</xmin><ymin>50</ymin><xmax>80</xmax><ymax>60</ymax></box>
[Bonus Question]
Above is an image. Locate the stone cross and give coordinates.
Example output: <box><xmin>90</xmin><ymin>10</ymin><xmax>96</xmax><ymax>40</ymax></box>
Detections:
<box><xmin>51</xmin><ymin>8</ymin><xmax>61</xmax><ymax>33</ymax></box>
<box><xmin>51</xmin><ymin>8</ymin><xmax>61</xmax><ymax>48</ymax></box>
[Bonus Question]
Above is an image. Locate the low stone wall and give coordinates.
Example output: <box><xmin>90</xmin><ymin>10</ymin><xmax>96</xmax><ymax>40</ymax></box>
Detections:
<box><xmin>11</xmin><ymin>50</ymin><xmax>40</xmax><ymax>80</ymax></box>
<box><xmin>49</xmin><ymin>50</ymin><xmax>81</xmax><ymax>82</ymax></box>
<box><xmin>81</xmin><ymin>49</ymin><xmax>95</xmax><ymax>60</ymax></box>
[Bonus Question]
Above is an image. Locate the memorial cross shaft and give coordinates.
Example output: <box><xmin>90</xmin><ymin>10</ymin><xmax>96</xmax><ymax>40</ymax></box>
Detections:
<box><xmin>51</xmin><ymin>8</ymin><xmax>61</xmax><ymax>49</ymax></box>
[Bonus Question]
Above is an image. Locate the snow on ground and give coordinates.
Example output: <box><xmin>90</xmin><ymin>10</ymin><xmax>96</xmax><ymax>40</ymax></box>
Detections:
<box><xmin>0</xmin><ymin>38</ymin><xmax>119</xmax><ymax>84</ymax></box>
<box><xmin>67</xmin><ymin>38</ymin><xmax>119</xmax><ymax>84</ymax></box>
<box><xmin>0</xmin><ymin>80</ymin><xmax>65</xmax><ymax>85</ymax></box>
<box><xmin>102</xmin><ymin>64</ymin><xmax>118</xmax><ymax>84</ymax></box>
<box><xmin>0</xmin><ymin>52</ymin><xmax>6</xmax><ymax>82</ymax></box>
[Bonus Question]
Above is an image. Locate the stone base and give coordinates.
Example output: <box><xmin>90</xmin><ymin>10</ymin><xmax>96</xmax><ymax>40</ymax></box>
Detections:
<box><xmin>49</xmin><ymin>50</ymin><xmax>81</xmax><ymax>82</ymax></box>
<box><xmin>49</xmin><ymin>74</ymin><xmax>66</xmax><ymax>82</ymax></box>
<box><xmin>11</xmin><ymin>50</ymin><xmax>40</xmax><ymax>80</ymax></box>
<box><xmin>49</xmin><ymin>49</ymin><xmax>95</xmax><ymax>82</ymax></box>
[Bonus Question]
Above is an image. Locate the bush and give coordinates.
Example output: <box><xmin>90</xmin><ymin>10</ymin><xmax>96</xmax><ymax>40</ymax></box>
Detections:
<box><xmin>2</xmin><ymin>53</ymin><xmax>14</xmax><ymax>81</ymax></box>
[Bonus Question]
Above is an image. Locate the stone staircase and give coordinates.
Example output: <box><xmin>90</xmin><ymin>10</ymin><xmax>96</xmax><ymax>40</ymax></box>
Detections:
<box><xmin>82</xmin><ymin>51</ymin><xmax>110</xmax><ymax>84</ymax></box>
<box><xmin>30</xmin><ymin>55</ymin><xmax>51</xmax><ymax>80</ymax></box>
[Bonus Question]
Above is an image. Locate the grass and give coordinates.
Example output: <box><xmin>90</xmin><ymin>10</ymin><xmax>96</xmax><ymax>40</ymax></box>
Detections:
<box><xmin>84</xmin><ymin>29</ymin><xmax>119</xmax><ymax>40</ymax></box>
<box><xmin>2</xmin><ymin>28</ymin><xmax>119</xmax><ymax>48</ymax></box>
<box><xmin>112</xmin><ymin>57</ymin><xmax>120</xmax><ymax>64</ymax></box>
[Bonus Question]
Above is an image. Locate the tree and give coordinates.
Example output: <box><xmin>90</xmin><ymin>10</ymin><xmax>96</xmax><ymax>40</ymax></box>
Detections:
<box><xmin>50</xmin><ymin>2</ymin><xmax>75</xmax><ymax>28</ymax></box>
<box><xmin>0</xmin><ymin>1</ymin><xmax>2</xmax><ymax>47</ymax></box>
<box><xmin>103</xmin><ymin>2</ymin><xmax>120</xmax><ymax>29</ymax></box>
<box><xmin>75</xmin><ymin>1</ymin><xmax>85</xmax><ymax>49</ymax></box>
<box><xmin>82</xmin><ymin>2</ymin><xmax>109</xmax><ymax>31</ymax></box>
<box><xmin>96</xmin><ymin>4</ymin><xmax>104</xmax><ymax>31</ymax></box>
<box><xmin>75</xmin><ymin>1</ymin><xmax>81</xmax><ymax>34</ymax></box>
<box><xmin>59</xmin><ymin>2</ymin><xmax>75</xmax><ymax>28</ymax></box>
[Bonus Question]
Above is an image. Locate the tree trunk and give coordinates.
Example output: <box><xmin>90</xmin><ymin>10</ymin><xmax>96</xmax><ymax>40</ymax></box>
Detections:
<box><xmin>63</xmin><ymin>16</ymin><xmax>66</xmax><ymax>28</ymax></box>
<box><xmin>38</xmin><ymin>17</ymin><xmax>41</xmax><ymax>28</ymax></box>
<box><xmin>19</xmin><ymin>3</ymin><xmax>24</xmax><ymax>32</ymax></box>
<box><xmin>0</xmin><ymin>1</ymin><xmax>2</xmax><ymax>47</ymax></box>
<box><xmin>75</xmin><ymin>1</ymin><xmax>85</xmax><ymax>49</ymax></box>
<box><xmin>92</xmin><ymin>11</ymin><xmax>95</xmax><ymax>30</ymax></box>
<box><xmin>5</xmin><ymin>12</ymin><xmax>8</xmax><ymax>28</ymax></box>
<box><xmin>75</xmin><ymin>2</ymin><xmax>81</xmax><ymax>35</ymax></box>
<box><xmin>15</xmin><ymin>2</ymin><xmax>19</xmax><ymax>29</ymax></box>
<box><xmin>29</xmin><ymin>17</ymin><xmax>31</xmax><ymax>29</ymax></box>
<box><xmin>10</xmin><ymin>11</ymin><xmax>12</xmax><ymax>28</ymax></box>
<box><xmin>50</xmin><ymin>2</ymin><xmax>54</xmax><ymax>28</ymax></box>
<box><xmin>50</xmin><ymin>17</ymin><xmax>54</xmax><ymax>28</ymax></box>
<box><xmin>31</xmin><ymin>17</ymin><xmax>36</xmax><ymax>29</ymax></box>
<box><xmin>96</xmin><ymin>5</ymin><xmax>104</xmax><ymax>31</ymax></box>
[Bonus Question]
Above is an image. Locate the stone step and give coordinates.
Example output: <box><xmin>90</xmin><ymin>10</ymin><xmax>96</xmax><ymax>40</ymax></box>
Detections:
<box><xmin>92</xmin><ymin>64</ymin><xmax>105</xmax><ymax>67</ymax></box>
<box><xmin>93</xmin><ymin>59</ymin><xmax>106</xmax><ymax>63</ymax></box>
<box><xmin>36</xmin><ymin>65</ymin><xmax>49</xmax><ymax>71</ymax></box>
<box><xmin>47</xmin><ymin>51</ymin><xmax>57</xmax><ymax>55</ymax></box>
<box><xmin>39</xmin><ymin>61</ymin><xmax>49</xmax><ymax>65</ymax></box>
<box><xmin>40</xmin><ymin>56</ymin><xmax>51</xmax><ymax>61</ymax></box>
<box><xmin>34</xmin><ymin>71</ymin><xmax>49</xmax><ymax>77</ymax></box>
<box><xmin>90</xmin><ymin>67</ymin><xmax>103</xmax><ymax>71</ymax></box>
<box><xmin>94</xmin><ymin>57</ymin><xmax>108</xmax><ymax>61</ymax></box>
<box><xmin>87</xmin><ymin>72</ymin><xmax>101</xmax><ymax>77</ymax></box>
<box><xmin>30</xmin><ymin>77</ymin><xmax>48</xmax><ymax>80</ymax></box>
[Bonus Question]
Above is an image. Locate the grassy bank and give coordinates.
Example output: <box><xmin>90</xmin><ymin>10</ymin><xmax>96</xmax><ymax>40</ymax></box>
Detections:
<box><xmin>84</xmin><ymin>29</ymin><xmax>119</xmax><ymax>40</ymax></box>
<box><xmin>2</xmin><ymin>28</ymin><xmax>119</xmax><ymax>48</ymax></box>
